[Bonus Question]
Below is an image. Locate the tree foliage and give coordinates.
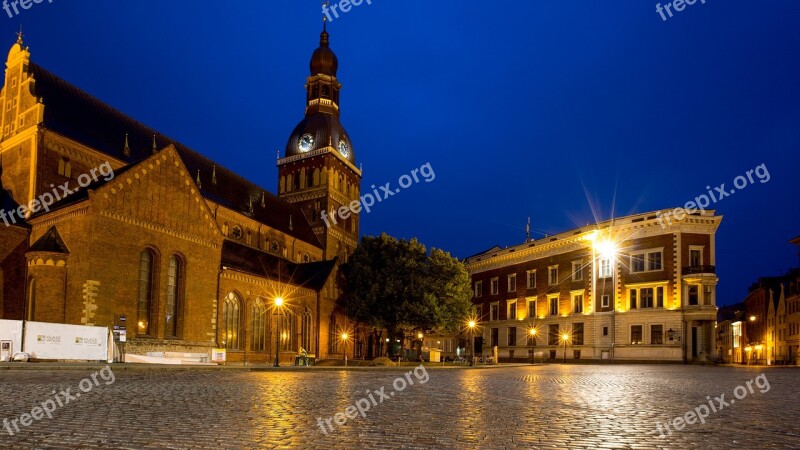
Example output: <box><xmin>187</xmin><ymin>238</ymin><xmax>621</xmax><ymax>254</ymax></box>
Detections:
<box><xmin>338</xmin><ymin>234</ymin><xmax>473</xmax><ymax>333</ymax></box>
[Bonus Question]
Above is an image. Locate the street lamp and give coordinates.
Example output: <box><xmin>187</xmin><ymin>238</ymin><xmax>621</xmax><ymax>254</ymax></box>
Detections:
<box><xmin>468</xmin><ymin>320</ymin><xmax>476</xmax><ymax>367</ymax></box>
<box><xmin>273</xmin><ymin>297</ymin><xmax>284</xmax><ymax>367</ymax></box>
<box><xmin>561</xmin><ymin>332</ymin><xmax>570</xmax><ymax>364</ymax></box>
<box><xmin>342</xmin><ymin>333</ymin><xmax>349</xmax><ymax>367</ymax></box>
<box><xmin>529</xmin><ymin>327</ymin><xmax>537</xmax><ymax>365</ymax></box>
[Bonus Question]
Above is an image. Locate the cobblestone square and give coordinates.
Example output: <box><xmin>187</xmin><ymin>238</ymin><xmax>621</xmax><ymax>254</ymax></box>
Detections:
<box><xmin>0</xmin><ymin>365</ymin><xmax>798</xmax><ymax>449</ymax></box>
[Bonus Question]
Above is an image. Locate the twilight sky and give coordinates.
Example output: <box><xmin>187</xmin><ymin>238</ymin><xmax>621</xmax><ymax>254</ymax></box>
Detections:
<box><xmin>4</xmin><ymin>1</ymin><xmax>799</xmax><ymax>305</ymax></box>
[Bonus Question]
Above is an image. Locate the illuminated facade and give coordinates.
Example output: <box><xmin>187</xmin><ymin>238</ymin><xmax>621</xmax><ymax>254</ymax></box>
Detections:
<box><xmin>0</xmin><ymin>28</ymin><xmax>359</xmax><ymax>363</ymax></box>
<box><xmin>465</xmin><ymin>209</ymin><xmax>722</xmax><ymax>363</ymax></box>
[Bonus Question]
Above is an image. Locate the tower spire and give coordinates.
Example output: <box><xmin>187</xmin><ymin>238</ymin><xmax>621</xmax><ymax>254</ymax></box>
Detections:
<box><xmin>16</xmin><ymin>25</ymin><xmax>23</xmax><ymax>45</ymax></box>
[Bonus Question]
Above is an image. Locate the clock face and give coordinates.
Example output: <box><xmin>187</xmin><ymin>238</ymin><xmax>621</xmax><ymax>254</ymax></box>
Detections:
<box><xmin>299</xmin><ymin>134</ymin><xmax>314</xmax><ymax>152</ymax></box>
<box><xmin>338</xmin><ymin>140</ymin><xmax>349</xmax><ymax>158</ymax></box>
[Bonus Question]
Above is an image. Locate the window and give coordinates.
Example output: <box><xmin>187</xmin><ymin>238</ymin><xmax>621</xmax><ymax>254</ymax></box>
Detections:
<box><xmin>300</xmin><ymin>308</ymin><xmax>312</xmax><ymax>352</ymax></box>
<box><xmin>328</xmin><ymin>314</ymin><xmax>340</xmax><ymax>353</ymax></box>
<box><xmin>651</xmin><ymin>324</ymin><xmax>664</xmax><ymax>345</ymax></box>
<box><xmin>548</xmin><ymin>266</ymin><xmax>559</xmax><ymax>286</ymax></box>
<box><xmin>631</xmin><ymin>254</ymin><xmax>645</xmax><ymax>273</ymax></box>
<box><xmin>527</xmin><ymin>270</ymin><xmax>537</xmax><ymax>289</ymax></box>
<box><xmin>599</xmin><ymin>258</ymin><xmax>612</xmax><ymax>278</ymax></box>
<box><xmin>690</xmin><ymin>248</ymin><xmax>702</xmax><ymax>266</ymax></box>
<box><xmin>549</xmin><ymin>297</ymin><xmax>559</xmax><ymax>316</ymax></box>
<box><xmin>548</xmin><ymin>324</ymin><xmax>559</xmax><ymax>345</ymax></box>
<box><xmin>221</xmin><ymin>292</ymin><xmax>242</xmax><ymax>350</ymax></box>
<box><xmin>602</xmin><ymin>294</ymin><xmax>610</xmax><ymax>308</ymax></box>
<box><xmin>58</xmin><ymin>158</ymin><xmax>72</xmax><ymax>178</ymax></box>
<box><xmin>475</xmin><ymin>305</ymin><xmax>482</xmax><ymax>320</ymax></box>
<box><xmin>704</xmin><ymin>285</ymin><xmax>713</xmax><ymax>306</ymax></box>
<box><xmin>137</xmin><ymin>250</ymin><xmax>155</xmax><ymax>336</ymax></box>
<box><xmin>648</xmin><ymin>252</ymin><xmax>662</xmax><ymax>271</ymax></box>
<box><xmin>630</xmin><ymin>289</ymin><xmax>637</xmax><ymax>310</ymax></box>
<box><xmin>688</xmin><ymin>285</ymin><xmax>699</xmax><ymax>306</ymax></box>
<box><xmin>572</xmin><ymin>261</ymin><xmax>583</xmax><ymax>282</ymax></box>
<box><xmin>573</xmin><ymin>294</ymin><xmax>583</xmax><ymax>314</ymax></box>
<box><xmin>573</xmin><ymin>323</ymin><xmax>584</xmax><ymax>345</ymax></box>
<box><xmin>508</xmin><ymin>327</ymin><xmax>517</xmax><ymax>346</ymax></box>
<box><xmin>490</xmin><ymin>328</ymin><xmax>499</xmax><ymax>347</ymax></box>
<box><xmin>507</xmin><ymin>300</ymin><xmax>517</xmax><ymax>320</ymax></box>
<box><xmin>603</xmin><ymin>326</ymin><xmax>608</xmax><ymax>336</ymax></box>
<box><xmin>657</xmin><ymin>287</ymin><xmax>664</xmax><ymax>308</ymax></box>
<box><xmin>640</xmin><ymin>288</ymin><xmax>654</xmax><ymax>308</ymax></box>
<box><xmin>490</xmin><ymin>278</ymin><xmax>499</xmax><ymax>295</ymax></box>
<box><xmin>475</xmin><ymin>281</ymin><xmax>483</xmax><ymax>298</ymax></box>
<box><xmin>527</xmin><ymin>299</ymin><xmax>536</xmax><ymax>318</ymax></box>
<box><xmin>250</xmin><ymin>299</ymin><xmax>268</xmax><ymax>352</ymax></box>
<box><xmin>490</xmin><ymin>303</ymin><xmax>499</xmax><ymax>321</ymax></box>
<box><xmin>508</xmin><ymin>274</ymin><xmax>517</xmax><ymax>293</ymax></box>
<box><xmin>279</xmin><ymin>314</ymin><xmax>296</xmax><ymax>352</ymax></box>
<box><xmin>631</xmin><ymin>325</ymin><xmax>643</xmax><ymax>345</ymax></box>
<box><xmin>164</xmin><ymin>255</ymin><xmax>182</xmax><ymax>337</ymax></box>
<box><xmin>631</xmin><ymin>250</ymin><xmax>663</xmax><ymax>273</ymax></box>
<box><xmin>573</xmin><ymin>350</ymin><xmax>581</xmax><ymax>359</ymax></box>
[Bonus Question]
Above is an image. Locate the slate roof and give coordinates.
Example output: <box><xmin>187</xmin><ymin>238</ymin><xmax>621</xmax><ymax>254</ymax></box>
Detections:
<box><xmin>28</xmin><ymin>63</ymin><xmax>321</xmax><ymax>248</ymax></box>
<box><xmin>28</xmin><ymin>226</ymin><xmax>69</xmax><ymax>253</ymax></box>
<box><xmin>221</xmin><ymin>240</ymin><xmax>336</xmax><ymax>292</ymax></box>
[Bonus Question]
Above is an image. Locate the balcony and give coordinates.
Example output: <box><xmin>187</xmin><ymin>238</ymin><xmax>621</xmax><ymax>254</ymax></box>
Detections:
<box><xmin>683</xmin><ymin>265</ymin><xmax>716</xmax><ymax>275</ymax></box>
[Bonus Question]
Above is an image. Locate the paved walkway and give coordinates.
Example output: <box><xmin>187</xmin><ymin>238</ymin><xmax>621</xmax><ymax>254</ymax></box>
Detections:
<box><xmin>0</xmin><ymin>364</ymin><xmax>798</xmax><ymax>448</ymax></box>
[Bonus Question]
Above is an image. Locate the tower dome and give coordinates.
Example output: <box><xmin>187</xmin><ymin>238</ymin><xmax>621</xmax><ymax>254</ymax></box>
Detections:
<box><xmin>310</xmin><ymin>29</ymin><xmax>338</xmax><ymax>77</ymax></box>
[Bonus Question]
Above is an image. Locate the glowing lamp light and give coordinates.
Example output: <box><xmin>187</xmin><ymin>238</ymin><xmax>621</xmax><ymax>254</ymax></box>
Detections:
<box><xmin>596</xmin><ymin>240</ymin><xmax>617</xmax><ymax>259</ymax></box>
<box><xmin>417</xmin><ymin>332</ymin><xmax>423</xmax><ymax>339</ymax></box>
<box><xmin>755</xmin><ymin>344</ymin><xmax>763</xmax><ymax>351</ymax></box>
<box><xmin>561</xmin><ymin>333</ymin><xmax>570</xmax><ymax>342</ymax></box>
<box><xmin>341</xmin><ymin>333</ymin><xmax>348</xmax><ymax>340</ymax></box>
<box><xmin>749</xmin><ymin>315</ymin><xmax>756</xmax><ymax>322</ymax></box>
<box><xmin>468</xmin><ymin>320</ymin><xmax>476</xmax><ymax>329</ymax></box>
<box><xmin>274</xmin><ymin>297</ymin><xmax>284</xmax><ymax>307</ymax></box>
<box><xmin>529</xmin><ymin>328</ymin><xmax>537</xmax><ymax>336</ymax></box>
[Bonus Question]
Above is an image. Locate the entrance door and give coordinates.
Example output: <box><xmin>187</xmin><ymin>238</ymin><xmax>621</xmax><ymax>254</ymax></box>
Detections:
<box><xmin>691</xmin><ymin>327</ymin><xmax>698</xmax><ymax>358</ymax></box>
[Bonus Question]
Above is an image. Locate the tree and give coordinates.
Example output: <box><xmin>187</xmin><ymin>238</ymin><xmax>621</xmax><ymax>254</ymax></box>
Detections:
<box><xmin>338</xmin><ymin>234</ymin><xmax>473</xmax><ymax>354</ymax></box>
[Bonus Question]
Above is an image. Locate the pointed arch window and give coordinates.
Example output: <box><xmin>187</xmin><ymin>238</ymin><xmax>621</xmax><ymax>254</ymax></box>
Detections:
<box><xmin>137</xmin><ymin>249</ymin><xmax>156</xmax><ymax>336</ymax></box>
<box><xmin>221</xmin><ymin>292</ymin><xmax>242</xmax><ymax>350</ymax></box>
<box><xmin>301</xmin><ymin>308</ymin><xmax>313</xmax><ymax>352</ymax></box>
<box><xmin>164</xmin><ymin>255</ymin><xmax>182</xmax><ymax>338</ymax></box>
<box><xmin>57</xmin><ymin>158</ymin><xmax>72</xmax><ymax>178</ymax></box>
<box><xmin>328</xmin><ymin>313</ymin><xmax>339</xmax><ymax>354</ymax></box>
<box><xmin>251</xmin><ymin>298</ymin><xmax>269</xmax><ymax>352</ymax></box>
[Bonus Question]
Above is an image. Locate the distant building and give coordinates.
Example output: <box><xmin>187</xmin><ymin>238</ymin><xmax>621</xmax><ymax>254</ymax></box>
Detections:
<box><xmin>716</xmin><ymin>303</ymin><xmax>745</xmax><ymax>364</ymax></box>
<box><xmin>464</xmin><ymin>210</ymin><xmax>722</xmax><ymax>363</ymax></box>
<box><xmin>739</xmin><ymin>237</ymin><xmax>800</xmax><ymax>365</ymax></box>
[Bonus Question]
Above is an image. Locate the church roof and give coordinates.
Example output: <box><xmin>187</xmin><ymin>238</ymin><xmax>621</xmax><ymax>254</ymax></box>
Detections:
<box><xmin>27</xmin><ymin>63</ymin><xmax>321</xmax><ymax>248</ymax></box>
<box><xmin>221</xmin><ymin>240</ymin><xmax>336</xmax><ymax>292</ymax></box>
<box><xmin>28</xmin><ymin>226</ymin><xmax>69</xmax><ymax>254</ymax></box>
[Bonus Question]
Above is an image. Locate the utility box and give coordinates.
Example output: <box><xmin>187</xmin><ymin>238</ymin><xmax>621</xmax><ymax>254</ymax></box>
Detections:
<box><xmin>428</xmin><ymin>349</ymin><xmax>441</xmax><ymax>363</ymax></box>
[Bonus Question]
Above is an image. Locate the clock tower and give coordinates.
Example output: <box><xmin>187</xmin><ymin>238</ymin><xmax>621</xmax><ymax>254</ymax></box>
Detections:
<box><xmin>278</xmin><ymin>25</ymin><xmax>361</xmax><ymax>262</ymax></box>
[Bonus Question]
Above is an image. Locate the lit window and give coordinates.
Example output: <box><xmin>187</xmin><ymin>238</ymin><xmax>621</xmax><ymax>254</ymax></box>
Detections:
<box><xmin>549</xmin><ymin>297</ymin><xmax>559</xmax><ymax>316</ymax></box>
<box><xmin>507</xmin><ymin>300</ymin><xmax>517</xmax><ymax>320</ymax></box>
<box><xmin>164</xmin><ymin>255</ymin><xmax>182</xmax><ymax>337</ymax></box>
<box><xmin>631</xmin><ymin>325</ymin><xmax>643</xmax><ymax>345</ymax></box>
<box><xmin>508</xmin><ymin>274</ymin><xmax>517</xmax><ymax>293</ymax></box>
<box><xmin>599</xmin><ymin>258</ymin><xmax>612</xmax><ymax>278</ymax></box>
<box><xmin>222</xmin><ymin>292</ymin><xmax>242</xmax><ymax>350</ymax></box>
<box><xmin>137</xmin><ymin>250</ymin><xmax>155</xmax><ymax>336</ymax></box>
<box><xmin>573</xmin><ymin>294</ymin><xmax>583</xmax><ymax>314</ymax></box>
<box><xmin>651</xmin><ymin>325</ymin><xmax>664</xmax><ymax>345</ymax></box>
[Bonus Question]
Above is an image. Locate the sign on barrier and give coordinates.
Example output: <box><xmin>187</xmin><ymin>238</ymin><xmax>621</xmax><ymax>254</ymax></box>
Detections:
<box><xmin>24</xmin><ymin>321</ymin><xmax>108</xmax><ymax>361</ymax></box>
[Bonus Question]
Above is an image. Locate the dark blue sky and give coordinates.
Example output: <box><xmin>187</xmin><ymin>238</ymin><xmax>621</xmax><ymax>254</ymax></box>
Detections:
<box><xmin>6</xmin><ymin>1</ymin><xmax>799</xmax><ymax>304</ymax></box>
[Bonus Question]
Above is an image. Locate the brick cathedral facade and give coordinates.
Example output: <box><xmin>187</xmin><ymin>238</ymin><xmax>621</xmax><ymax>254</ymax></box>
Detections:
<box><xmin>0</xmin><ymin>29</ymin><xmax>359</xmax><ymax>363</ymax></box>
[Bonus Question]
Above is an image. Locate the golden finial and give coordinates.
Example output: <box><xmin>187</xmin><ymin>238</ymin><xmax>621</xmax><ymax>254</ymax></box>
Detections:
<box><xmin>16</xmin><ymin>25</ymin><xmax>23</xmax><ymax>45</ymax></box>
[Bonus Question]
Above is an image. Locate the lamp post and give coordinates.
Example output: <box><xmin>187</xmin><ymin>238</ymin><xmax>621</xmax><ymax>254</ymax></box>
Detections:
<box><xmin>561</xmin><ymin>333</ymin><xmax>570</xmax><ymax>364</ymax></box>
<box><xmin>468</xmin><ymin>320</ymin><xmax>476</xmax><ymax>367</ymax></box>
<box><xmin>273</xmin><ymin>297</ymin><xmax>284</xmax><ymax>367</ymax></box>
<box><xmin>529</xmin><ymin>327</ymin><xmax>537</xmax><ymax>365</ymax></box>
<box><xmin>342</xmin><ymin>333</ymin><xmax>349</xmax><ymax>367</ymax></box>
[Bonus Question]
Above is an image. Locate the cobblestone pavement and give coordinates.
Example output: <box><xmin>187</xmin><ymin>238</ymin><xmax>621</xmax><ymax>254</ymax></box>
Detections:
<box><xmin>0</xmin><ymin>364</ymin><xmax>799</xmax><ymax>449</ymax></box>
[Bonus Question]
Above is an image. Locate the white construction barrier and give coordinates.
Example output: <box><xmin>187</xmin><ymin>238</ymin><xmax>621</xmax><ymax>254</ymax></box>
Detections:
<box><xmin>24</xmin><ymin>321</ymin><xmax>108</xmax><ymax>361</ymax></box>
<box><xmin>0</xmin><ymin>319</ymin><xmax>23</xmax><ymax>361</ymax></box>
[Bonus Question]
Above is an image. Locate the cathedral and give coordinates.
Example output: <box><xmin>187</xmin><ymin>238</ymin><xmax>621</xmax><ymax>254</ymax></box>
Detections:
<box><xmin>0</xmin><ymin>26</ymin><xmax>361</xmax><ymax>363</ymax></box>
